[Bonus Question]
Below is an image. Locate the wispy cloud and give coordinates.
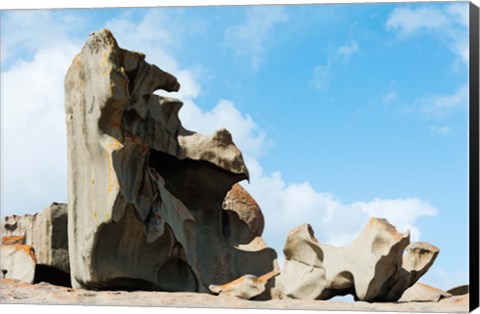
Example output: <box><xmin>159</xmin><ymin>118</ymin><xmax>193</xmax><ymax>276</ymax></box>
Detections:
<box><xmin>416</xmin><ymin>85</ymin><xmax>468</xmax><ymax>119</ymax></box>
<box><xmin>428</xmin><ymin>125</ymin><xmax>452</xmax><ymax>136</ymax></box>
<box><xmin>312</xmin><ymin>61</ymin><xmax>333</xmax><ymax>91</ymax></box>
<box><xmin>337</xmin><ymin>40</ymin><xmax>359</xmax><ymax>60</ymax></box>
<box><xmin>224</xmin><ymin>6</ymin><xmax>288</xmax><ymax>71</ymax></box>
<box><xmin>312</xmin><ymin>40</ymin><xmax>360</xmax><ymax>91</ymax></box>
<box><xmin>382</xmin><ymin>91</ymin><xmax>397</xmax><ymax>104</ymax></box>
<box><xmin>386</xmin><ymin>3</ymin><xmax>469</xmax><ymax>64</ymax></box>
<box><xmin>422</xmin><ymin>266</ymin><xmax>468</xmax><ymax>291</ymax></box>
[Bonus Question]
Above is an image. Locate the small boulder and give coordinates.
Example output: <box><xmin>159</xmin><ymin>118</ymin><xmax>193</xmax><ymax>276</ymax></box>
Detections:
<box><xmin>209</xmin><ymin>271</ymin><xmax>279</xmax><ymax>299</ymax></box>
<box><xmin>447</xmin><ymin>284</ymin><xmax>469</xmax><ymax>296</ymax></box>
<box><xmin>1</xmin><ymin>244</ymin><xmax>36</xmax><ymax>283</ymax></box>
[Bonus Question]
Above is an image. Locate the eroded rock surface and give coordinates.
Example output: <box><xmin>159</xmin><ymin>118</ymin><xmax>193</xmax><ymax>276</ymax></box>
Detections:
<box><xmin>1</xmin><ymin>203</ymin><xmax>69</xmax><ymax>274</ymax></box>
<box><xmin>223</xmin><ymin>183</ymin><xmax>265</xmax><ymax>238</ymax></box>
<box><xmin>209</xmin><ymin>270</ymin><xmax>279</xmax><ymax>300</ymax></box>
<box><xmin>64</xmin><ymin>28</ymin><xmax>276</xmax><ymax>292</ymax></box>
<box><xmin>272</xmin><ymin>218</ymin><xmax>439</xmax><ymax>302</ymax></box>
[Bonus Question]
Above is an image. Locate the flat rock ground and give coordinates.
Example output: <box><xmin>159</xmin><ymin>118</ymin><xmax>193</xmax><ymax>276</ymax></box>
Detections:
<box><xmin>0</xmin><ymin>279</ymin><xmax>468</xmax><ymax>312</ymax></box>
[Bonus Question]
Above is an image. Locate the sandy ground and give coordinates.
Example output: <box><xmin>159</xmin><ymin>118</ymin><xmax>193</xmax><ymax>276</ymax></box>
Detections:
<box><xmin>0</xmin><ymin>278</ymin><xmax>469</xmax><ymax>312</ymax></box>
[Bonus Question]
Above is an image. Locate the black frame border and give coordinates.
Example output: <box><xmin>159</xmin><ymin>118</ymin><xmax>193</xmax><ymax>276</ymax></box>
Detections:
<box><xmin>470</xmin><ymin>1</ymin><xmax>479</xmax><ymax>312</ymax></box>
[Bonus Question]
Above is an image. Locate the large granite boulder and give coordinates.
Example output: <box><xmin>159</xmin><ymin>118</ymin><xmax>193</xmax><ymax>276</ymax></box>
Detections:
<box><xmin>1</xmin><ymin>203</ymin><xmax>69</xmax><ymax>274</ymax></box>
<box><xmin>64</xmin><ymin>28</ymin><xmax>276</xmax><ymax>291</ymax></box>
<box><xmin>272</xmin><ymin>218</ymin><xmax>439</xmax><ymax>302</ymax></box>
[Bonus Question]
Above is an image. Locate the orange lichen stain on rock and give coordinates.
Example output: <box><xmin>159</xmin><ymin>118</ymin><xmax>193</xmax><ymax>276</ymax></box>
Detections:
<box><xmin>215</xmin><ymin>275</ymin><xmax>254</xmax><ymax>290</ymax></box>
<box><xmin>369</xmin><ymin>217</ymin><xmax>409</xmax><ymax>240</ymax></box>
<box><xmin>2</xmin><ymin>235</ymin><xmax>25</xmax><ymax>245</ymax></box>
<box><xmin>9</xmin><ymin>244</ymin><xmax>36</xmax><ymax>263</ymax></box>
<box><xmin>105</xmin><ymin>139</ymin><xmax>123</xmax><ymax>193</ymax></box>
<box><xmin>101</xmin><ymin>52</ymin><xmax>109</xmax><ymax>76</ymax></box>
<box><xmin>215</xmin><ymin>271</ymin><xmax>278</xmax><ymax>291</ymax></box>
<box><xmin>258</xmin><ymin>270</ymin><xmax>280</xmax><ymax>282</ymax></box>
<box><xmin>102</xmin><ymin>51</ymin><xmax>108</xmax><ymax>66</ymax></box>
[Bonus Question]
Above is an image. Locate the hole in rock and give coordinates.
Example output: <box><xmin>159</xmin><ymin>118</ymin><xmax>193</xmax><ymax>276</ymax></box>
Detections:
<box><xmin>34</xmin><ymin>265</ymin><xmax>71</xmax><ymax>287</ymax></box>
<box><xmin>148</xmin><ymin>150</ymin><xmax>246</xmax><ymax>222</ymax></box>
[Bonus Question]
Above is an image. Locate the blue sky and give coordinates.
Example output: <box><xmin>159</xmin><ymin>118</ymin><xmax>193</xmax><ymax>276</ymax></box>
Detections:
<box><xmin>0</xmin><ymin>1</ymin><xmax>470</xmax><ymax>291</ymax></box>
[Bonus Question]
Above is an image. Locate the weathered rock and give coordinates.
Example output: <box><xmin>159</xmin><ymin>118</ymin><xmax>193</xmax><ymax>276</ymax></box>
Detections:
<box><xmin>379</xmin><ymin>241</ymin><xmax>439</xmax><ymax>301</ymax></box>
<box><xmin>64</xmin><ymin>28</ymin><xmax>276</xmax><ymax>292</ymax></box>
<box><xmin>1</xmin><ymin>244</ymin><xmax>36</xmax><ymax>283</ymax></box>
<box><xmin>399</xmin><ymin>282</ymin><xmax>452</xmax><ymax>302</ymax></box>
<box><xmin>2</xmin><ymin>235</ymin><xmax>25</xmax><ymax>245</ymax></box>
<box><xmin>1</xmin><ymin>203</ymin><xmax>69</xmax><ymax>274</ymax></box>
<box><xmin>209</xmin><ymin>271</ymin><xmax>278</xmax><ymax>300</ymax></box>
<box><xmin>447</xmin><ymin>284</ymin><xmax>469</xmax><ymax>296</ymax></box>
<box><xmin>223</xmin><ymin>183</ymin><xmax>265</xmax><ymax>237</ymax></box>
<box><xmin>273</xmin><ymin>218</ymin><xmax>438</xmax><ymax>302</ymax></box>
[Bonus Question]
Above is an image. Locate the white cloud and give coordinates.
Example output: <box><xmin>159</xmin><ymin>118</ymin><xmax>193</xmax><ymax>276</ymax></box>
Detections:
<box><xmin>337</xmin><ymin>40</ymin><xmax>359</xmax><ymax>60</ymax></box>
<box><xmin>312</xmin><ymin>62</ymin><xmax>332</xmax><ymax>91</ymax></box>
<box><xmin>416</xmin><ymin>85</ymin><xmax>468</xmax><ymax>119</ymax></box>
<box><xmin>224</xmin><ymin>6</ymin><xmax>288</xmax><ymax>71</ymax></box>
<box><xmin>1</xmin><ymin>43</ymin><xmax>80</xmax><ymax>214</ymax></box>
<box><xmin>386</xmin><ymin>3</ymin><xmax>469</xmax><ymax>64</ymax></box>
<box><xmin>386</xmin><ymin>7</ymin><xmax>449</xmax><ymax>36</ymax></box>
<box><xmin>0</xmin><ymin>10</ymin><xmax>84</xmax><ymax>66</ymax></box>
<box><xmin>179</xmin><ymin>99</ymin><xmax>269</xmax><ymax>159</ymax></box>
<box><xmin>1</xmin><ymin>10</ymin><xmax>85</xmax><ymax>215</ymax></box>
<box><xmin>312</xmin><ymin>40</ymin><xmax>359</xmax><ymax>91</ymax></box>
<box><xmin>245</xmin><ymin>168</ymin><xmax>438</xmax><ymax>249</ymax></box>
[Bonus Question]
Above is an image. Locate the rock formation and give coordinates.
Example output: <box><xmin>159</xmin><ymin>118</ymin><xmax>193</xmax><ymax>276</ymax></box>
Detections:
<box><xmin>1</xmin><ymin>244</ymin><xmax>36</xmax><ymax>283</ymax></box>
<box><xmin>1</xmin><ymin>28</ymin><xmax>447</xmax><ymax>305</ymax></box>
<box><xmin>1</xmin><ymin>203</ymin><xmax>69</xmax><ymax>275</ymax></box>
<box><xmin>64</xmin><ymin>28</ymin><xmax>276</xmax><ymax>292</ymax></box>
<box><xmin>271</xmin><ymin>218</ymin><xmax>439</xmax><ymax>302</ymax></box>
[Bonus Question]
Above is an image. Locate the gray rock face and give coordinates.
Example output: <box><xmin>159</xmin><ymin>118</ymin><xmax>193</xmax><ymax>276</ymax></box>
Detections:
<box><xmin>1</xmin><ymin>245</ymin><xmax>36</xmax><ymax>283</ymax></box>
<box><xmin>1</xmin><ymin>203</ymin><xmax>69</xmax><ymax>274</ymax></box>
<box><xmin>64</xmin><ymin>28</ymin><xmax>276</xmax><ymax>292</ymax></box>
<box><xmin>272</xmin><ymin>218</ymin><xmax>439</xmax><ymax>302</ymax></box>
